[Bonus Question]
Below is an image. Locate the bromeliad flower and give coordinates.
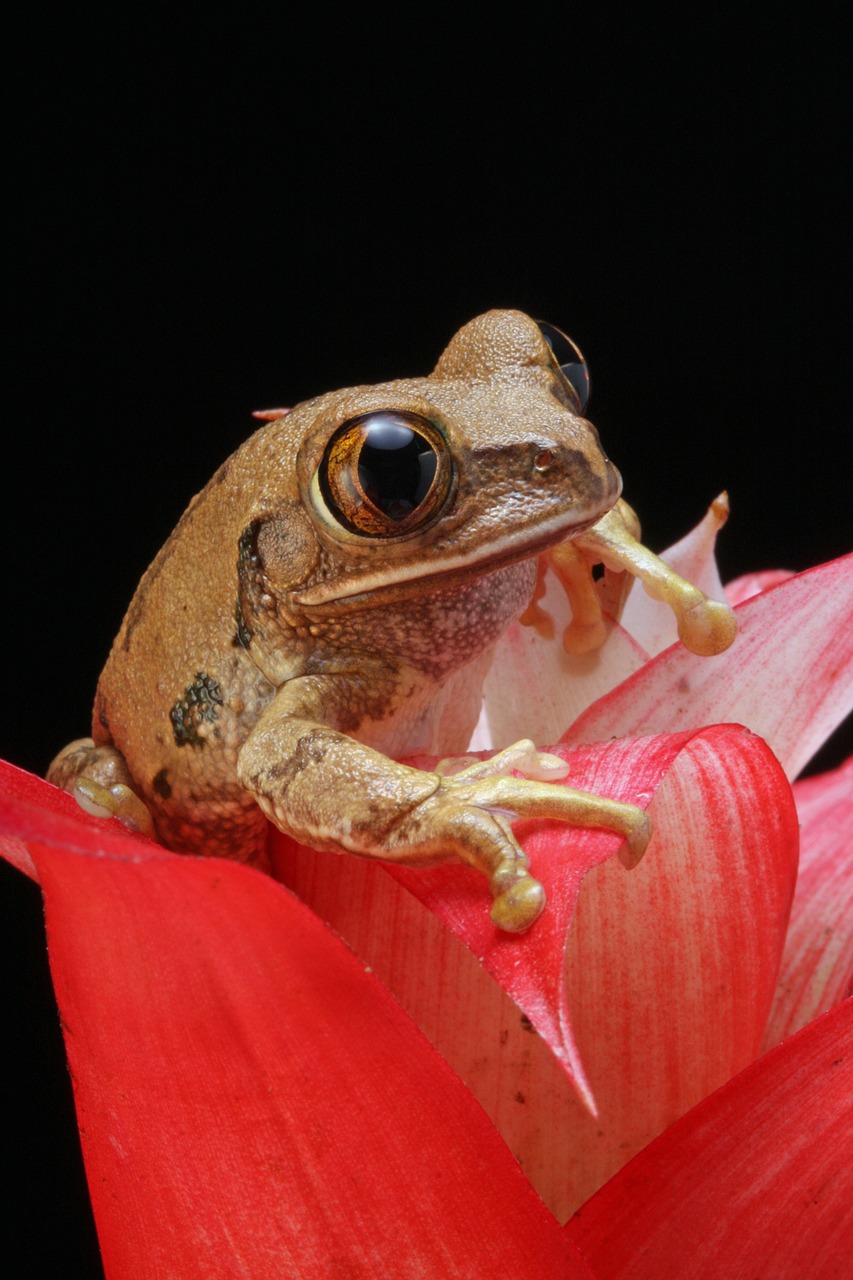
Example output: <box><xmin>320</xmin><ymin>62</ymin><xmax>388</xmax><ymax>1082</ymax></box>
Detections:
<box><xmin>1</xmin><ymin>516</ymin><xmax>851</xmax><ymax>1277</ymax></box>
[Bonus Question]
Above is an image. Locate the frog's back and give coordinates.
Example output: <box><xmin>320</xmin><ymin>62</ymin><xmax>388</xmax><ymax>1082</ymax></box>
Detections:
<box><xmin>92</xmin><ymin>418</ymin><xmax>300</xmax><ymax>856</ymax></box>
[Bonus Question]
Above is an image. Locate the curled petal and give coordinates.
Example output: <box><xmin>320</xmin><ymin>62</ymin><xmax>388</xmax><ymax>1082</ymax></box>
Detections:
<box><xmin>724</xmin><ymin>567</ymin><xmax>794</xmax><ymax>605</ymax></box>
<box><xmin>763</xmin><ymin>755</ymin><xmax>853</xmax><ymax>1048</ymax></box>
<box><xmin>566</xmin><ymin>999</ymin><xmax>853</xmax><ymax>1279</ymax></box>
<box><xmin>0</xmin><ymin>765</ymin><xmax>592</xmax><ymax>1279</ymax></box>
<box><xmin>565</xmin><ymin>552</ymin><xmax>853</xmax><ymax>779</ymax></box>
<box><xmin>482</xmin><ymin>572</ymin><xmax>648</xmax><ymax>749</ymax></box>
<box><xmin>273</xmin><ymin>725</ymin><xmax>798</xmax><ymax>1219</ymax></box>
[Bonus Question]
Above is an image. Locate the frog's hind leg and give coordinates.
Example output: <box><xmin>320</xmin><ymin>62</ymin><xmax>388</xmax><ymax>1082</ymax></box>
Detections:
<box><xmin>47</xmin><ymin>737</ymin><xmax>157</xmax><ymax>838</ymax></box>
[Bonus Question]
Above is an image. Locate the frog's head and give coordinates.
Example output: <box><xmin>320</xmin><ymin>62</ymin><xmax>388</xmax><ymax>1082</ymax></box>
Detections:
<box><xmin>290</xmin><ymin>310</ymin><xmax>622</xmax><ymax>607</ymax></box>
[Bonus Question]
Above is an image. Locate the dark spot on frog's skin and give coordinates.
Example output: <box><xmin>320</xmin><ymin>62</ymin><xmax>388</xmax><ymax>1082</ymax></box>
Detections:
<box><xmin>232</xmin><ymin>595</ymin><xmax>252</xmax><ymax>648</ymax></box>
<box><xmin>152</xmin><ymin>767</ymin><xmax>172</xmax><ymax>799</ymax></box>
<box><xmin>293</xmin><ymin>736</ymin><xmax>330</xmax><ymax>770</ymax></box>
<box><xmin>237</xmin><ymin>519</ymin><xmax>278</xmax><ymax>643</ymax></box>
<box><xmin>515</xmin><ymin>1091</ymin><xmax>526</xmax><ymax>1105</ymax></box>
<box><xmin>170</xmin><ymin>672</ymin><xmax>224</xmax><ymax>748</ymax></box>
<box><xmin>520</xmin><ymin>1013</ymin><xmax>536</xmax><ymax>1033</ymax></box>
<box><xmin>238</xmin><ymin>521</ymin><xmax>263</xmax><ymax>574</ymax></box>
<box><xmin>261</xmin><ymin>735</ymin><xmax>331</xmax><ymax>790</ymax></box>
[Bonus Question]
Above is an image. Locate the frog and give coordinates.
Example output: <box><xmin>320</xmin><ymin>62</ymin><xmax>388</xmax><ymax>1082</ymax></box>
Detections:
<box><xmin>48</xmin><ymin>309</ymin><xmax>737</xmax><ymax>932</ymax></box>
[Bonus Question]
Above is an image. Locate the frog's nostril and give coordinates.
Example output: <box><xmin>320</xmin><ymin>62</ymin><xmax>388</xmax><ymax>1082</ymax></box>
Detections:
<box><xmin>533</xmin><ymin>448</ymin><xmax>554</xmax><ymax>473</ymax></box>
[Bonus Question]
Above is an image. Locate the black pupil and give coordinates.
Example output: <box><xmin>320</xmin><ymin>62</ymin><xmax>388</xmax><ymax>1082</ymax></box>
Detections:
<box><xmin>357</xmin><ymin>416</ymin><xmax>437</xmax><ymax>520</ymax></box>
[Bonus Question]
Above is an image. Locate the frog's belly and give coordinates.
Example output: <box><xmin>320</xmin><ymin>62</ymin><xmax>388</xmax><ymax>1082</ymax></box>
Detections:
<box><xmin>352</xmin><ymin>651</ymin><xmax>493</xmax><ymax>760</ymax></box>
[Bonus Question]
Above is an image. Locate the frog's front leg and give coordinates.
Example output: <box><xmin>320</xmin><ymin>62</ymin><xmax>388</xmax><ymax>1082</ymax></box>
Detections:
<box><xmin>524</xmin><ymin>498</ymin><xmax>738</xmax><ymax>657</ymax></box>
<box><xmin>237</xmin><ymin>679</ymin><xmax>651</xmax><ymax>932</ymax></box>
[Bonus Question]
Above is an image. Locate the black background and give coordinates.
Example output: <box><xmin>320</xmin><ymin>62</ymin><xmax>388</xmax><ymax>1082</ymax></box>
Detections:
<box><xmin>4</xmin><ymin>9</ymin><xmax>851</xmax><ymax>1275</ymax></box>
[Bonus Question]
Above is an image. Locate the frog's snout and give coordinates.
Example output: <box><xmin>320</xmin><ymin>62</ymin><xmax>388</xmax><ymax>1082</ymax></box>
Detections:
<box><xmin>528</xmin><ymin>434</ymin><xmax>622</xmax><ymax>522</ymax></box>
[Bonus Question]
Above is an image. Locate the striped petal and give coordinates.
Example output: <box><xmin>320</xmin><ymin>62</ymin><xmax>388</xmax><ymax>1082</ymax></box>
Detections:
<box><xmin>0</xmin><ymin>762</ymin><xmax>591</xmax><ymax>1279</ymax></box>
<box><xmin>273</xmin><ymin>724</ymin><xmax>798</xmax><ymax>1218</ymax></box>
<box><xmin>564</xmin><ymin>552</ymin><xmax>853</xmax><ymax>780</ymax></box>
<box><xmin>566</xmin><ymin>999</ymin><xmax>853</xmax><ymax>1279</ymax></box>
<box><xmin>763</xmin><ymin>755</ymin><xmax>853</xmax><ymax>1048</ymax></box>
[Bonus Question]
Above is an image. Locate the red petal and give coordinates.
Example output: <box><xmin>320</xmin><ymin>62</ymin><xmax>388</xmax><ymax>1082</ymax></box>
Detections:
<box><xmin>272</xmin><ymin>725</ymin><xmax>798</xmax><ymax>1218</ymax></box>
<box><xmin>565</xmin><ymin>553</ymin><xmax>853</xmax><ymax>779</ymax></box>
<box><xmin>566</xmin><ymin>999</ymin><xmax>853</xmax><ymax>1279</ymax></box>
<box><xmin>763</xmin><ymin>755</ymin><xmax>853</xmax><ymax>1048</ymax></box>
<box><xmin>0</xmin><ymin>757</ymin><xmax>156</xmax><ymax>881</ymax></box>
<box><xmin>0</xmin><ymin>768</ymin><xmax>592</xmax><ymax>1278</ymax></box>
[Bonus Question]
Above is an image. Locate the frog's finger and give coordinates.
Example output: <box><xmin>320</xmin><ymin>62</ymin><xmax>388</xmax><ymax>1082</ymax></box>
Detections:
<box><xmin>436</xmin><ymin>739</ymin><xmax>570</xmax><ymax>783</ymax></box>
<box><xmin>548</xmin><ymin>542</ymin><xmax>611</xmax><ymax>654</ymax></box>
<box><xmin>410</xmin><ymin>799</ymin><xmax>547</xmax><ymax>932</ymax></box>
<box><xmin>576</xmin><ymin>500</ymin><xmax>737</xmax><ymax>657</ymax></box>
<box><xmin>448</xmin><ymin>774</ymin><xmax>652</xmax><ymax>871</ymax></box>
<box><xmin>73</xmin><ymin>777</ymin><xmax>157</xmax><ymax>838</ymax></box>
<box><xmin>47</xmin><ymin>737</ymin><xmax>157</xmax><ymax>838</ymax></box>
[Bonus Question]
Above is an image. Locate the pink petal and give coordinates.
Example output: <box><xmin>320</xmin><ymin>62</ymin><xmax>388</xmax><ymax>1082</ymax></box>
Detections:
<box><xmin>482</xmin><ymin>574</ymin><xmax>648</xmax><ymax>748</ymax></box>
<box><xmin>725</xmin><ymin>567</ymin><xmax>795</xmax><ymax>605</ymax></box>
<box><xmin>0</xmin><ymin>768</ymin><xmax>592</xmax><ymax>1278</ymax></box>
<box><xmin>272</xmin><ymin>725</ymin><xmax>798</xmax><ymax>1219</ymax></box>
<box><xmin>620</xmin><ymin>494</ymin><xmax>731</xmax><ymax>656</ymax></box>
<box><xmin>566</xmin><ymin>999</ymin><xmax>853</xmax><ymax>1279</ymax></box>
<box><xmin>565</xmin><ymin>552</ymin><xmax>853</xmax><ymax>780</ymax></box>
<box><xmin>482</xmin><ymin>498</ymin><xmax>735</xmax><ymax>745</ymax></box>
<box><xmin>763</xmin><ymin>755</ymin><xmax>853</xmax><ymax>1048</ymax></box>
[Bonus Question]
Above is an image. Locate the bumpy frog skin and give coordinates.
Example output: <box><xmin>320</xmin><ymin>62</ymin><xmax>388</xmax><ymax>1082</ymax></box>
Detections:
<box><xmin>49</xmin><ymin>310</ymin><xmax>737</xmax><ymax>931</ymax></box>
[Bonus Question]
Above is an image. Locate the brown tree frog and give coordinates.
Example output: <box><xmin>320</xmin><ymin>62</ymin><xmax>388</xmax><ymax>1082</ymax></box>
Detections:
<box><xmin>49</xmin><ymin>310</ymin><xmax>736</xmax><ymax>931</ymax></box>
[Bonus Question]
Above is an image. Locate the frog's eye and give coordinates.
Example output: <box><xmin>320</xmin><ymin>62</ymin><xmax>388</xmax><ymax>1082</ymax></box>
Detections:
<box><xmin>319</xmin><ymin>411</ymin><xmax>453</xmax><ymax>537</ymax></box>
<box><xmin>536</xmin><ymin>321</ymin><xmax>591</xmax><ymax>414</ymax></box>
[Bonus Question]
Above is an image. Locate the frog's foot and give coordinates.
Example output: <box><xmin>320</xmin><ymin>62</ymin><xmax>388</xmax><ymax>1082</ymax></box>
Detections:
<box><xmin>527</xmin><ymin>497</ymin><xmax>738</xmax><ymax>657</ymax></box>
<box><xmin>574</xmin><ymin>499</ymin><xmax>737</xmax><ymax>656</ymax></box>
<box><xmin>47</xmin><ymin>738</ymin><xmax>156</xmax><ymax>838</ymax></box>
<box><xmin>521</xmin><ymin>514</ymin><xmax>637</xmax><ymax>654</ymax></box>
<box><xmin>435</xmin><ymin>738</ymin><xmax>570</xmax><ymax>783</ymax></box>
<box><xmin>422</xmin><ymin>744</ymin><xmax>652</xmax><ymax>931</ymax></box>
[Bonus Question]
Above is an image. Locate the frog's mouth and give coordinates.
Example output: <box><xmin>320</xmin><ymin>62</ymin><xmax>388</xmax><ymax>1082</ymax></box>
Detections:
<box><xmin>292</xmin><ymin>504</ymin><xmax>606</xmax><ymax>611</ymax></box>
